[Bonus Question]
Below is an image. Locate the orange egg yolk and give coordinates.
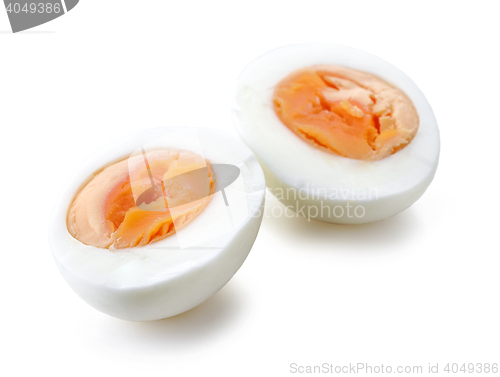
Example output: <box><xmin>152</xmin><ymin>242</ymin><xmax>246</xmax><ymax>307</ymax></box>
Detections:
<box><xmin>67</xmin><ymin>150</ymin><xmax>215</xmax><ymax>249</ymax></box>
<box><xmin>273</xmin><ymin>68</ymin><xmax>415</xmax><ymax>160</ymax></box>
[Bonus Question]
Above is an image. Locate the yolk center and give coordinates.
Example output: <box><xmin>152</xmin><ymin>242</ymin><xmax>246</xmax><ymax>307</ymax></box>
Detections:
<box><xmin>273</xmin><ymin>69</ymin><xmax>402</xmax><ymax>160</ymax></box>
<box><xmin>67</xmin><ymin>150</ymin><xmax>215</xmax><ymax>250</ymax></box>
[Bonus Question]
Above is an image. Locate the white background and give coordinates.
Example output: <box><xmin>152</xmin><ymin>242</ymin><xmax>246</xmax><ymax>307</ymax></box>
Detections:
<box><xmin>1</xmin><ymin>1</ymin><xmax>499</xmax><ymax>376</ymax></box>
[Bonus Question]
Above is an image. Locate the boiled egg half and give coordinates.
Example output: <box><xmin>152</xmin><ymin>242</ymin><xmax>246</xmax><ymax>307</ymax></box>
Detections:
<box><xmin>49</xmin><ymin>127</ymin><xmax>265</xmax><ymax>321</ymax></box>
<box><xmin>233</xmin><ymin>44</ymin><xmax>440</xmax><ymax>223</ymax></box>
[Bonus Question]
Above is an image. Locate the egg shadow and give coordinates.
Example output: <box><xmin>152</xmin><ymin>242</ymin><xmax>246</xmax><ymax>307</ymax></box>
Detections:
<box><xmin>94</xmin><ymin>281</ymin><xmax>249</xmax><ymax>356</ymax></box>
<box><xmin>262</xmin><ymin>192</ymin><xmax>424</xmax><ymax>253</ymax></box>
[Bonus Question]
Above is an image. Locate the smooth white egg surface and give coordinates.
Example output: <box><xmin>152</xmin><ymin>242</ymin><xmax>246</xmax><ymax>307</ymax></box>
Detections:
<box><xmin>233</xmin><ymin>44</ymin><xmax>440</xmax><ymax>224</ymax></box>
<box><xmin>49</xmin><ymin>127</ymin><xmax>265</xmax><ymax>321</ymax></box>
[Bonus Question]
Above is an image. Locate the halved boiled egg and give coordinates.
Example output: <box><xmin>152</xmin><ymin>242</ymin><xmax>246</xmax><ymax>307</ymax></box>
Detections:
<box><xmin>233</xmin><ymin>44</ymin><xmax>440</xmax><ymax>223</ymax></box>
<box><xmin>49</xmin><ymin>127</ymin><xmax>265</xmax><ymax>321</ymax></box>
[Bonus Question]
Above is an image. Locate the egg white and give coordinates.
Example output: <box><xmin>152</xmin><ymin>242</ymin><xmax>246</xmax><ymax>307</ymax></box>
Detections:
<box><xmin>49</xmin><ymin>127</ymin><xmax>265</xmax><ymax>321</ymax></box>
<box><xmin>232</xmin><ymin>44</ymin><xmax>440</xmax><ymax>223</ymax></box>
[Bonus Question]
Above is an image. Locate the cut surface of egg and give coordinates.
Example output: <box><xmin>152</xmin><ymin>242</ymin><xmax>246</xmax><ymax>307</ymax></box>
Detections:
<box><xmin>49</xmin><ymin>127</ymin><xmax>265</xmax><ymax>321</ymax></box>
<box><xmin>67</xmin><ymin>148</ymin><xmax>215</xmax><ymax>249</ymax></box>
<box><xmin>233</xmin><ymin>44</ymin><xmax>440</xmax><ymax>224</ymax></box>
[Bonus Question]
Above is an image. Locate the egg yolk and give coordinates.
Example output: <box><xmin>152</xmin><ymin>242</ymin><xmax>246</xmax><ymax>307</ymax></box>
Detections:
<box><xmin>273</xmin><ymin>67</ymin><xmax>417</xmax><ymax>160</ymax></box>
<box><xmin>67</xmin><ymin>149</ymin><xmax>214</xmax><ymax>249</ymax></box>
